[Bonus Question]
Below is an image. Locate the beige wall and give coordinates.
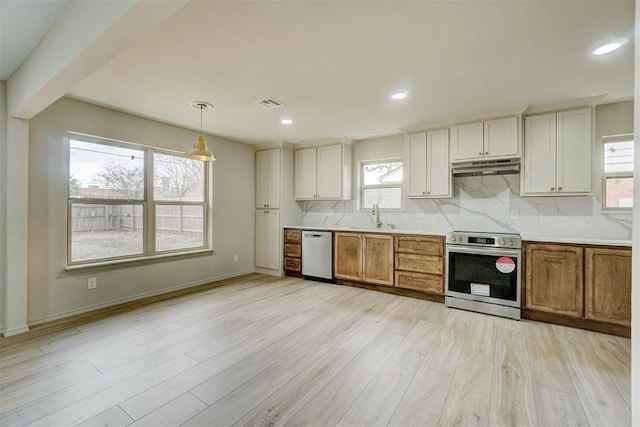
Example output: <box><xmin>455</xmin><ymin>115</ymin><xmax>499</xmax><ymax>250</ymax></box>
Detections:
<box><xmin>352</xmin><ymin>134</ymin><xmax>403</xmax><ymax>198</ymax></box>
<box><xmin>594</xmin><ymin>101</ymin><xmax>635</xmax><ymax>202</ymax></box>
<box><xmin>27</xmin><ymin>97</ymin><xmax>256</xmax><ymax>325</ymax></box>
<box><xmin>0</xmin><ymin>80</ymin><xmax>6</xmax><ymax>333</ymax></box>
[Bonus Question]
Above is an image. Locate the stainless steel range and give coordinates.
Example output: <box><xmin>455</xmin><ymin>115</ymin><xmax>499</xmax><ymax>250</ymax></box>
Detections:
<box><xmin>445</xmin><ymin>231</ymin><xmax>522</xmax><ymax>320</ymax></box>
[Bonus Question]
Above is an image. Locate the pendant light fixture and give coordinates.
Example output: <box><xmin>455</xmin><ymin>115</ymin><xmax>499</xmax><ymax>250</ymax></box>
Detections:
<box><xmin>185</xmin><ymin>101</ymin><xmax>217</xmax><ymax>161</ymax></box>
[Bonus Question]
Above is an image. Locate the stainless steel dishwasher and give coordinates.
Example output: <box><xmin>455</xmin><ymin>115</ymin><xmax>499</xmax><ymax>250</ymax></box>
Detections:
<box><xmin>301</xmin><ymin>230</ymin><xmax>333</xmax><ymax>280</ymax></box>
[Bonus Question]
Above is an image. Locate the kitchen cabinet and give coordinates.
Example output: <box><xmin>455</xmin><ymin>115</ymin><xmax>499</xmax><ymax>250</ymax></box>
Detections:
<box><xmin>255</xmin><ymin>210</ymin><xmax>280</xmax><ymax>270</ymax></box>
<box><xmin>394</xmin><ymin>235</ymin><xmax>444</xmax><ymax>294</ymax></box>
<box><xmin>450</xmin><ymin>116</ymin><xmax>518</xmax><ymax>162</ymax></box>
<box><xmin>525</xmin><ymin>243</ymin><xmax>584</xmax><ymax>318</ymax></box>
<box><xmin>524</xmin><ymin>241</ymin><xmax>631</xmax><ymax>336</ymax></box>
<box><xmin>523</xmin><ymin>108</ymin><xmax>592</xmax><ymax>196</ymax></box>
<box><xmin>294</xmin><ymin>143</ymin><xmax>352</xmax><ymax>200</ymax></box>
<box><xmin>334</xmin><ymin>232</ymin><xmax>393</xmax><ymax>286</ymax></box>
<box><xmin>585</xmin><ymin>247</ymin><xmax>631</xmax><ymax>326</ymax></box>
<box><xmin>254</xmin><ymin>147</ymin><xmax>302</xmax><ymax>276</ymax></box>
<box><xmin>255</xmin><ymin>149</ymin><xmax>280</xmax><ymax>209</ymax></box>
<box><xmin>406</xmin><ymin>129</ymin><xmax>452</xmax><ymax>198</ymax></box>
<box><xmin>283</xmin><ymin>228</ymin><xmax>302</xmax><ymax>275</ymax></box>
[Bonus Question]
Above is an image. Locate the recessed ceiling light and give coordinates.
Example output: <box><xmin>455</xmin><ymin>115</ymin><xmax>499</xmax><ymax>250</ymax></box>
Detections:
<box><xmin>392</xmin><ymin>92</ymin><xmax>408</xmax><ymax>100</ymax></box>
<box><xmin>281</xmin><ymin>118</ymin><xmax>293</xmax><ymax>125</ymax></box>
<box><xmin>593</xmin><ymin>38</ymin><xmax>628</xmax><ymax>55</ymax></box>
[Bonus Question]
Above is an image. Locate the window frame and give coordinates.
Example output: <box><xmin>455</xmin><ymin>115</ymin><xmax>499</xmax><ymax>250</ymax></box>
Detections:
<box><xmin>601</xmin><ymin>133</ymin><xmax>634</xmax><ymax>212</ymax></box>
<box><xmin>359</xmin><ymin>158</ymin><xmax>404</xmax><ymax>211</ymax></box>
<box><xmin>66</xmin><ymin>132</ymin><xmax>212</xmax><ymax>269</ymax></box>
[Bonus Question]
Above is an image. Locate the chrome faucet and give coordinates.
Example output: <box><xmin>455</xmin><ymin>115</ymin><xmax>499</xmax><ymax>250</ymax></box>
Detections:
<box><xmin>372</xmin><ymin>204</ymin><xmax>383</xmax><ymax>228</ymax></box>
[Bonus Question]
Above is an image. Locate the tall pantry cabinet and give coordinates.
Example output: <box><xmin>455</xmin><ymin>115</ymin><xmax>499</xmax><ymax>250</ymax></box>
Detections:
<box><xmin>255</xmin><ymin>146</ymin><xmax>302</xmax><ymax>276</ymax></box>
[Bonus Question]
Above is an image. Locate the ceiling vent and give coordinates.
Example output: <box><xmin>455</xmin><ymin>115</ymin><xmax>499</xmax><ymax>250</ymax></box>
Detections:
<box><xmin>255</xmin><ymin>97</ymin><xmax>285</xmax><ymax>109</ymax></box>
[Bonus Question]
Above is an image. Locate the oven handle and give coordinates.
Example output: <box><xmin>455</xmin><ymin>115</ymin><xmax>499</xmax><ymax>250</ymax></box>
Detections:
<box><xmin>446</xmin><ymin>245</ymin><xmax>521</xmax><ymax>258</ymax></box>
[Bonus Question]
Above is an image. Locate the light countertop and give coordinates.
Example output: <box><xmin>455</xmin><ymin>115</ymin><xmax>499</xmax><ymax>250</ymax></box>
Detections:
<box><xmin>283</xmin><ymin>225</ymin><xmax>446</xmax><ymax>236</ymax></box>
<box><xmin>520</xmin><ymin>235</ymin><xmax>632</xmax><ymax>247</ymax></box>
<box><xmin>284</xmin><ymin>226</ymin><xmax>632</xmax><ymax>247</ymax></box>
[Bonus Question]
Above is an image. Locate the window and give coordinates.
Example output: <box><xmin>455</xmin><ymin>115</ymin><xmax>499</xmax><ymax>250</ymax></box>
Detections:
<box><xmin>602</xmin><ymin>134</ymin><xmax>634</xmax><ymax>210</ymax></box>
<box><xmin>68</xmin><ymin>134</ymin><xmax>209</xmax><ymax>266</ymax></box>
<box><xmin>360</xmin><ymin>159</ymin><xmax>403</xmax><ymax>209</ymax></box>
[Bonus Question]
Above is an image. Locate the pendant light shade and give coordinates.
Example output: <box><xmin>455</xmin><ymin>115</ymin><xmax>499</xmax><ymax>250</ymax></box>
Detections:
<box><xmin>186</xmin><ymin>101</ymin><xmax>217</xmax><ymax>161</ymax></box>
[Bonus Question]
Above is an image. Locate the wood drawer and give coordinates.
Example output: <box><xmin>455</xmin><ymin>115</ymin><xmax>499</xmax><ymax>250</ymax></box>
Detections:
<box><xmin>284</xmin><ymin>229</ymin><xmax>302</xmax><ymax>244</ymax></box>
<box><xmin>395</xmin><ymin>253</ymin><xmax>443</xmax><ymax>275</ymax></box>
<box><xmin>395</xmin><ymin>271</ymin><xmax>443</xmax><ymax>294</ymax></box>
<box><xmin>395</xmin><ymin>235</ymin><xmax>443</xmax><ymax>256</ymax></box>
<box><xmin>284</xmin><ymin>243</ymin><xmax>301</xmax><ymax>258</ymax></box>
<box><xmin>284</xmin><ymin>257</ymin><xmax>301</xmax><ymax>272</ymax></box>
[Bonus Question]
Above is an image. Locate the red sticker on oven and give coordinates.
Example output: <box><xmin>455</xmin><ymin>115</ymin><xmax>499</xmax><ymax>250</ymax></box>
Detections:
<box><xmin>496</xmin><ymin>257</ymin><xmax>516</xmax><ymax>273</ymax></box>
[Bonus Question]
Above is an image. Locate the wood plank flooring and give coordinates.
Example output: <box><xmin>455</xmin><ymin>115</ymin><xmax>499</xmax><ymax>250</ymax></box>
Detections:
<box><xmin>0</xmin><ymin>274</ymin><xmax>631</xmax><ymax>426</ymax></box>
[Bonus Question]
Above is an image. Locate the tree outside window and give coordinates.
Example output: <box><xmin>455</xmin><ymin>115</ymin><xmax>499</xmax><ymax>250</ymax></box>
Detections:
<box><xmin>68</xmin><ymin>136</ymin><xmax>209</xmax><ymax>265</ymax></box>
<box><xmin>361</xmin><ymin>160</ymin><xmax>403</xmax><ymax>209</ymax></box>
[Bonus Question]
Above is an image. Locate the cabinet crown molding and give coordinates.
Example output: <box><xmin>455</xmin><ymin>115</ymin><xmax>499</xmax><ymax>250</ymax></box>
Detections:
<box><xmin>293</xmin><ymin>138</ymin><xmax>354</xmax><ymax>149</ymax></box>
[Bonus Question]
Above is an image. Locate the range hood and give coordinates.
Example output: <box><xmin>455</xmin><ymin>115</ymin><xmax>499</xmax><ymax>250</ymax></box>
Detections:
<box><xmin>451</xmin><ymin>158</ymin><xmax>520</xmax><ymax>177</ymax></box>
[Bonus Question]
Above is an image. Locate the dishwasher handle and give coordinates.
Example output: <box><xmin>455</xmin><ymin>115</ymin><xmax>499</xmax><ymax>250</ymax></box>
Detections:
<box><xmin>303</xmin><ymin>231</ymin><xmax>331</xmax><ymax>239</ymax></box>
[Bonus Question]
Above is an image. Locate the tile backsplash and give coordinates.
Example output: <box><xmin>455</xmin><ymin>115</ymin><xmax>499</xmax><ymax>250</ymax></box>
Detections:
<box><xmin>300</xmin><ymin>174</ymin><xmax>632</xmax><ymax>241</ymax></box>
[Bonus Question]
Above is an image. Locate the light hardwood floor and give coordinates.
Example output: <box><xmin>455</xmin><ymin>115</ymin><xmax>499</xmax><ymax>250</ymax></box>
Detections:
<box><xmin>0</xmin><ymin>274</ymin><xmax>631</xmax><ymax>426</ymax></box>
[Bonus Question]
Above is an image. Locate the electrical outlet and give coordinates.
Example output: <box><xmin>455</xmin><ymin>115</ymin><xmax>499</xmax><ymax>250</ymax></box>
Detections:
<box><xmin>510</xmin><ymin>209</ymin><xmax>520</xmax><ymax>220</ymax></box>
<box><xmin>416</xmin><ymin>209</ymin><xmax>425</xmax><ymax>218</ymax></box>
<box><xmin>233</xmin><ymin>254</ymin><xmax>239</xmax><ymax>262</ymax></box>
<box><xmin>87</xmin><ymin>277</ymin><xmax>97</xmax><ymax>290</ymax></box>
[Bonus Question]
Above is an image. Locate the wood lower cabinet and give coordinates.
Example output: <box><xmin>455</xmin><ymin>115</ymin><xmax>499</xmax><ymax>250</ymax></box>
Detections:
<box><xmin>334</xmin><ymin>232</ymin><xmax>393</xmax><ymax>286</ymax></box>
<box><xmin>394</xmin><ymin>235</ymin><xmax>444</xmax><ymax>295</ymax></box>
<box><xmin>524</xmin><ymin>242</ymin><xmax>632</xmax><ymax>337</ymax></box>
<box><xmin>362</xmin><ymin>234</ymin><xmax>394</xmax><ymax>285</ymax></box>
<box><xmin>525</xmin><ymin>243</ymin><xmax>584</xmax><ymax>318</ymax></box>
<box><xmin>395</xmin><ymin>271</ymin><xmax>443</xmax><ymax>294</ymax></box>
<box><xmin>585</xmin><ymin>247</ymin><xmax>631</xmax><ymax>326</ymax></box>
<box><xmin>283</xmin><ymin>228</ymin><xmax>302</xmax><ymax>276</ymax></box>
<box><xmin>334</xmin><ymin>233</ymin><xmax>363</xmax><ymax>281</ymax></box>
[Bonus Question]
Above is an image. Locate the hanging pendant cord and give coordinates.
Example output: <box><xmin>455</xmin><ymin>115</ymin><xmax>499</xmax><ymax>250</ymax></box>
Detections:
<box><xmin>200</xmin><ymin>105</ymin><xmax>203</xmax><ymax>135</ymax></box>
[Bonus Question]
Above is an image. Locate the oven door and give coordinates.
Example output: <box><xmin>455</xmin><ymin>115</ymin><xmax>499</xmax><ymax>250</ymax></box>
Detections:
<box><xmin>445</xmin><ymin>245</ymin><xmax>521</xmax><ymax>308</ymax></box>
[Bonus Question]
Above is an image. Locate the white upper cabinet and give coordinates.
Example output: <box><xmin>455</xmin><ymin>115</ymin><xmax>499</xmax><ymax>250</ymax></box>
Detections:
<box><xmin>255</xmin><ymin>148</ymin><xmax>280</xmax><ymax>209</ymax></box>
<box><xmin>523</xmin><ymin>108</ymin><xmax>592</xmax><ymax>196</ymax></box>
<box><xmin>294</xmin><ymin>143</ymin><xmax>351</xmax><ymax>200</ymax></box>
<box><xmin>450</xmin><ymin>116</ymin><xmax>519</xmax><ymax>162</ymax></box>
<box><xmin>407</xmin><ymin>129</ymin><xmax>452</xmax><ymax>198</ymax></box>
<box><xmin>427</xmin><ymin>129</ymin><xmax>452</xmax><ymax>197</ymax></box>
<box><xmin>293</xmin><ymin>147</ymin><xmax>317</xmax><ymax>200</ymax></box>
<box><xmin>408</xmin><ymin>132</ymin><xmax>428</xmax><ymax>197</ymax></box>
<box><xmin>523</xmin><ymin>113</ymin><xmax>556</xmax><ymax>194</ymax></box>
<box><xmin>450</xmin><ymin>122</ymin><xmax>483</xmax><ymax>162</ymax></box>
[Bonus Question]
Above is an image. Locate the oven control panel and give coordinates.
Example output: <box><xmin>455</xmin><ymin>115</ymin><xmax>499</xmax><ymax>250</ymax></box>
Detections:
<box><xmin>446</xmin><ymin>232</ymin><xmax>521</xmax><ymax>249</ymax></box>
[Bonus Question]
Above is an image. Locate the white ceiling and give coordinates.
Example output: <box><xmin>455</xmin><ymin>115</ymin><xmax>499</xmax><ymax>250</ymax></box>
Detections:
<box><xmin>0</xmin><ymin>0</ymin><xmax>71</xmax><ymax>80</ymax></box>
<box><xmin>4</xmin><ymin>0</ymin><xmax>635</xmax><ymax>145</ymax></box>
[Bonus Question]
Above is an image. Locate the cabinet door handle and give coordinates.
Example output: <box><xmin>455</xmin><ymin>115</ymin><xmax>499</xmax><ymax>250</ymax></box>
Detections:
<box><xmin>478</xmin><ymin>152</ymin><xmax>483</xmax><ymax>156</ymax></box>
<box><xmin>558</xmin><ymin>187</ymin><xmax>563</xmax><ymax>191</ymax></box>
<box><xmin>550</xmin><ymin>187</ymin><xmax>555</xmax><ymax>191</ymax></box>
<box><xmin>485</xmin><ymin>151</ymin><xmax>489</xmax><ymax>155</ymax></box>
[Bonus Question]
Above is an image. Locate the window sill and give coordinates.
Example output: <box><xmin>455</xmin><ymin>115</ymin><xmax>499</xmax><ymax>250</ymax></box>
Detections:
<box><xmin>64</xmin><ymin>249</ymin><xmax>215</xmax><ymax>274</ymax></box>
